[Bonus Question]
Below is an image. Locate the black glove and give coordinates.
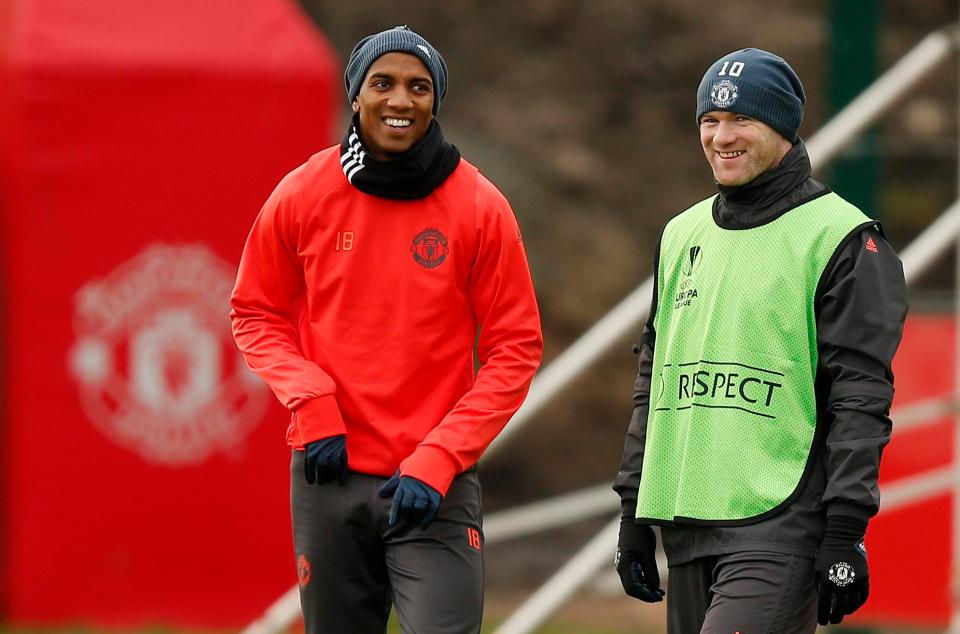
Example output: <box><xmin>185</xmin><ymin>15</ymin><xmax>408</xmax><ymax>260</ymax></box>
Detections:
<box><xmin>815</xmin><ymin>515</ymin><xmax>869</xmax><ymax>625</ymax></box>
<box><xmin>378</xmin><ymin>471</ymin><xmax>442</xmax><ymax>529</ymax></box>
<box><xmin>303</xmin><ymin>434</ymin><xmax>348</xmax><ymax>485</ymax></box>
<box><xmin>615</xmin><ymin>517</ymin><xmax>665</xmax><ymax>602</ymax></box>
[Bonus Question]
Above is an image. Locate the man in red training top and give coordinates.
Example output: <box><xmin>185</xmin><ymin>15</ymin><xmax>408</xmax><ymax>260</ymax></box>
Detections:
<box><xmin>230</xmin><ymin>25</ymin><xmax>542</xmax><ymax>634</ymax></box>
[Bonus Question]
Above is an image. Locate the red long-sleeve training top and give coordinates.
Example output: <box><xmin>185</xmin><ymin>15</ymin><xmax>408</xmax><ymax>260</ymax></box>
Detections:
<box><xmin>230</xmin><ymin>147</ymin><xmax>543</xmax><ymax>494</ymax></box>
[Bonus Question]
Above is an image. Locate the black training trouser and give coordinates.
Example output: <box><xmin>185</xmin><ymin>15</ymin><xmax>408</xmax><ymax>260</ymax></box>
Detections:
<box><xmin>666</xmin><ymin>551</ymin><xmax>818</xmax><ymax>634</ymax></box>
<box><xmin>290</xmin><ymin>452</ymin><xmax>485</xmax><ymax>634</ymax></box>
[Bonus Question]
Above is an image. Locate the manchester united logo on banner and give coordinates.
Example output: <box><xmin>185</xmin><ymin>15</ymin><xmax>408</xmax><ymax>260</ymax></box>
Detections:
<box><xmin>67</xmin><ymin>243</ymin><xmax>269</xmax><ymax>465</ymax></box>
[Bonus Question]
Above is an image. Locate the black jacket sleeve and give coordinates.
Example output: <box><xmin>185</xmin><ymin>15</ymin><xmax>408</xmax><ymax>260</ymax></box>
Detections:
<box><xmin>816</xmin><ymin>225</ymin><xmax>908</xmax><ymax>522</ymax></box>
<box><xmin>612</xmin><ymin>322</ymin><xmax>656</xmax><ymax>518</ymax></box>
<box><xmin>613</xmin><ymin>240</ymin><xmax>662</xmax><ymax>519</ymax></box>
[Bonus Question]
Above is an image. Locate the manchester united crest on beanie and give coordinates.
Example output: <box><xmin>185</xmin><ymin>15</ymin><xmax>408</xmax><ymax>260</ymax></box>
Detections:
<box><xmin>695</xmin><ymin>48</ymin><xmax>805</xmax><ymax>142</ymax></box>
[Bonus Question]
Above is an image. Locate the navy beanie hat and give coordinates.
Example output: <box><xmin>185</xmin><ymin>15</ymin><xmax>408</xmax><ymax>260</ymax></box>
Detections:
<box><xmin>345</xmin><ymin>25</ymin><xmax>448</xmax><ymax>115</ymax></box>
<box><xmin>696</xmin><ymin>48</ymin><xmax>805</xmax><ymax>142</ymax></box>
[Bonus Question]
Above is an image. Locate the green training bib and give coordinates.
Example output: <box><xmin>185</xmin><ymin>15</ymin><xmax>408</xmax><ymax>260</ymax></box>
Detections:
<box><xmin>635</xmin><ymin>192</ymin><xmax>873</xmax><ymax>524</ymax></box>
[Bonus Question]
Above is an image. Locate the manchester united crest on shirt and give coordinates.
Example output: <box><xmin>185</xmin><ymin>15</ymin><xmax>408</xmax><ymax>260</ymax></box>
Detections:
<box><xmin>67</xmin><ymin>243</ymin><xmax>269</xmax><ymax>465</ymax></box>
<box><xmin>411</xmin><ymin>228</ymin><xmax>449</xmax><ymax>269</ymax></box>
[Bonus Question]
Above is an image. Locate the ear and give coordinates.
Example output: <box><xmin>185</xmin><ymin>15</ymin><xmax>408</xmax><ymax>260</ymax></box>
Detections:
<box><xmin>352</xmin><ymin>101</ymin><xmax>360</xmax><ymax>113</ymax></box>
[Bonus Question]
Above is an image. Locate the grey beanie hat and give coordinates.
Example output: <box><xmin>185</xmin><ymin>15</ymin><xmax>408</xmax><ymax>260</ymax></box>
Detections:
<box><xmin>696</xmin><ymin>48</ymin><xmax>805</xmax><ymax>142</ymax></box>
<box><xmin>344</xmin><ymin>25</ymin><xmax>448</xmax><ymax>115</ymax></box>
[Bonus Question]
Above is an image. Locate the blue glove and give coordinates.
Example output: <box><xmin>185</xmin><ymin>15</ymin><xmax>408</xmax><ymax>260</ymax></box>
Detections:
<box><xmin>303</xmin><ymin>434</ymin><xmax>348</xmax><ymax>485</ymax></box>
<box><xmin>377</xmin><ymin>471</ymin><xmax>442</xmax><ymax>529</ymax></box>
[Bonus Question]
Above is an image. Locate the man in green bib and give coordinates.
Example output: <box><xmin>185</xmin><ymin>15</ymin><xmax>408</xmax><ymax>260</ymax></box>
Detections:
<box><xmin>613</xmin><ymin>48</ymin><xmax>907</xmax><ymax>632</ymax></box>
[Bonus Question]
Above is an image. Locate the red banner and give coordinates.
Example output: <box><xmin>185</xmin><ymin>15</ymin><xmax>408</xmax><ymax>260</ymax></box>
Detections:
<box><xmin>855</xmin><ymin>314</ymin><xmax>954</xmax><ymax>627</ymax></box>
<box><xmin>0</xmin><ymin>0</ymin><xmax>336</xmax><ymax>626</ymax></box>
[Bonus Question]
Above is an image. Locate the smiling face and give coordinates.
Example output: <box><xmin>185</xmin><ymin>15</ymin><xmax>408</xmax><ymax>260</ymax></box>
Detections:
<box><xmin>353</xmin><ymin>52</ymin><xmax>435</xmax><ymax>160</ymax></box>
<box><xmin>699</xmin><ymin>110</ymin><xmax>792</xmax><ymax>186</ymax></box>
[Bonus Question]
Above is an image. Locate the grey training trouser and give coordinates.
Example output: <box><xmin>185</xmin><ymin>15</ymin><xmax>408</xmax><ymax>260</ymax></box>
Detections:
<box><xmin>290</xmin><ymin>452</ymin><xmax>484</xmax><ymax>634</ymax></box>
<box><xmin>666</xmin><ymin>551</ymin><xmax>818</xmax><ymax>634</ymax></box>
